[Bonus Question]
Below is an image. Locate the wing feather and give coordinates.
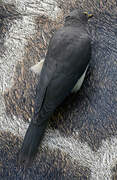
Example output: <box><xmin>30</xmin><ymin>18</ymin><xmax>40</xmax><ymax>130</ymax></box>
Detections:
<box><xmin>32</xmin><ymin>26</ymin><xmax>91</xmax><ymax>120</ymax></box>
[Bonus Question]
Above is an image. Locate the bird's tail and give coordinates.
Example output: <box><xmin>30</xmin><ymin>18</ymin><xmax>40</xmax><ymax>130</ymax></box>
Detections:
<box><xmin>18</xmin><ymin>121</ymin><xmax>47</xmax><ymax>167</ymax></box>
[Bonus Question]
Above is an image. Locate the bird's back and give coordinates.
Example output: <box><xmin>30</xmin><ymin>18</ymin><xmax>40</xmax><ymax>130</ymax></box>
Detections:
<box><xmin>45</xmin><ymin>25</ymin><xmax>91</xmax><ymax>78</ymax></box>
<box><xmin>36</xmin><ymin>24</ymin><xmax>91</xmax><ymax>118</ymax></box>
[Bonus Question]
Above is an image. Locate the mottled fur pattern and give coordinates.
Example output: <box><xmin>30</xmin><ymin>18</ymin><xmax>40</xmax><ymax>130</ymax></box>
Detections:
<box><xmin>1</xmin><ymin>0</ymin><xmax>117</xmax><ymax>179</ymax></box>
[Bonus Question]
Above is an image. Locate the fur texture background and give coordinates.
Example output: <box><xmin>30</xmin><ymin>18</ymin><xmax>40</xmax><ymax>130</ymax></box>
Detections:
<box><xmin>0</xmin><ymin>0</ymin><xmax>117</xmax><ymax>179</ymax></box>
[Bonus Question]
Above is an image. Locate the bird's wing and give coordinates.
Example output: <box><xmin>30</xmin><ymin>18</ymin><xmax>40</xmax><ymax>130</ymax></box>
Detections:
<box><xmin>32</xmin><ymin>57</ymin><xmax>56</xmax><ymax>119</ymax></box>
<box><xmin>32</xmin><ymin>26</ymin><xmax>91</xmax><ymax>119</ymax></box>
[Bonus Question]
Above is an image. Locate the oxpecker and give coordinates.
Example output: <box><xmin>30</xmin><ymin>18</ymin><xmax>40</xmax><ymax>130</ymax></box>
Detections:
<box><xmin>18</xmin><ymin>10</ymin><xmax>93</xmax><ymax>166</ymax></box>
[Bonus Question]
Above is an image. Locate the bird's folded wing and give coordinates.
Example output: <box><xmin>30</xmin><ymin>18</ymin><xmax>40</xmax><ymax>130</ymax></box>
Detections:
<box><xmin>32</xmin><ymin>59</ymin><xmax>56</xmax><ymax>120</ymax></box>
<box><xmin>32</xmin><ymin>27</ymin><xmax>91</xmax><ymax>120</ymax></box>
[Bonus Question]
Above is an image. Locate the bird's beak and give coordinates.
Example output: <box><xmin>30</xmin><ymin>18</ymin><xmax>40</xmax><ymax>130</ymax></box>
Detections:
<box><xmin>84</xmin><ymin>12</ymin><xmax>93</xmax><ymax>19</ymax></box>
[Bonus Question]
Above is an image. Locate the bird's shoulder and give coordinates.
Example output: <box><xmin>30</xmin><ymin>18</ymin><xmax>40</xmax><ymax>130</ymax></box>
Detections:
<box><xmin>46</xmin><ymin>25</ymin><xmax>90</xmax><ymax>62</ymax></box>
<box><xmin>48</xmin><ymin>26</ymin><xmax>90</xmax><ymax>53</ymax></box>
<box><xmin>54</xmin><ymin>25</ymin><xmax>89</xmax><ymax>41</ymax></box>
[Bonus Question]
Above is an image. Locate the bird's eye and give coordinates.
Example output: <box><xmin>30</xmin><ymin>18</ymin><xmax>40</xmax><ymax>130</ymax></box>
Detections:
<box><xmin>84</xmin><ymin>12</ymin><xmax>88</xmax><ymax>16</ymax></box>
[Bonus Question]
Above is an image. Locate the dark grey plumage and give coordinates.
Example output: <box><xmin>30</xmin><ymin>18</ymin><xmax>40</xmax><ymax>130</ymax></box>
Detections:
<box><xmin>18</xmin><ymin>10</ymin><xmax>93</xmax><ymax>167</ymax></box>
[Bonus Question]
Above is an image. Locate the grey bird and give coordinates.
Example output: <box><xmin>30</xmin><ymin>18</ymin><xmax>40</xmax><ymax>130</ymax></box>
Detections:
<box><xmin>18</xmin><ymin>10</ymin><xmax>93</xmax><ymax>167</ymax></box>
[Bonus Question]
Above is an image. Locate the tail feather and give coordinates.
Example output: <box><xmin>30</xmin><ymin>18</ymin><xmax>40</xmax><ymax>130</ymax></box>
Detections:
<box><xmin>18</xmin><ymin>122</ymin><xmax>47</xmax><ymax>167</ymax></box>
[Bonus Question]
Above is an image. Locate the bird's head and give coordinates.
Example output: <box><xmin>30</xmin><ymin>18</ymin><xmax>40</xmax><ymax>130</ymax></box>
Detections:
<box><xmin>65</xmin><ymin>10</ymin><xmax>93</xmax><ymax>24</ymax></box>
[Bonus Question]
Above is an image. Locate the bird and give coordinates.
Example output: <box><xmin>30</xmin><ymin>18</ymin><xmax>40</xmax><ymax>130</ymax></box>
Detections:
<box><xmin>18</xmin><ymin>9</ymin><xmax>93</xmax><ymax>167</ymax></box>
